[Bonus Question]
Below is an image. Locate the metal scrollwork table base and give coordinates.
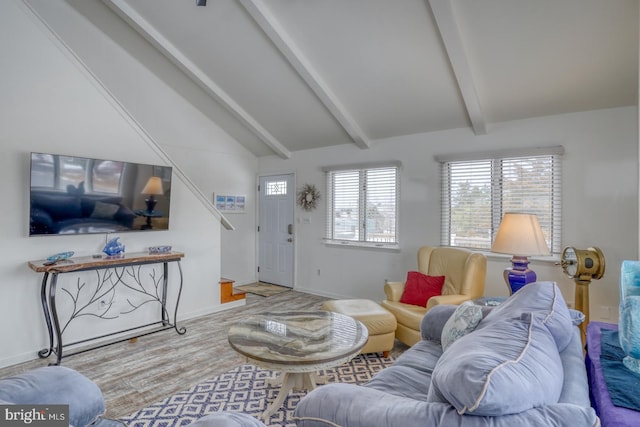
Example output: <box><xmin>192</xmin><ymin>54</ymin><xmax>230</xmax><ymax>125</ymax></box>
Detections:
<box><xmin>28</xmin><ymin>251</ymin><xmax>186</xmax><ymax>365</ymax></box>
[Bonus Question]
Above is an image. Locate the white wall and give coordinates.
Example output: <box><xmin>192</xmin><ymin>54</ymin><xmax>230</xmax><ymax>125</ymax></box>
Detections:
<box><xmin>24</xmin><ymin>0</ymin><xmax>259</xmax><ymax>286</ymax></box>
<box><xmin>0</xmin><ymin>0</ymin><xmax>255</xmax><ymax>368</ymax></box>
<box><xmin>259</xmin><ymin>106</ymin><xmax>638</xmax><ymax>323</ymax></box>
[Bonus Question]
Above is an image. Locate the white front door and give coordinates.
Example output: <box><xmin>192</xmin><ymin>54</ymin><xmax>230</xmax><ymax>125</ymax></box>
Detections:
<box><xmin>258</xmin><ymin>174</ymin><xmax>295</xmax><ymax>287</ymax></box>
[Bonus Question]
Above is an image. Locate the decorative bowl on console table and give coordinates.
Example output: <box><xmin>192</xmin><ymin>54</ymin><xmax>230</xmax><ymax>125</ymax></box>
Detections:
<box><xmin>148</xmin><ymin>245</ymin><xmax>172</xmax><ymax>254</ymax></box>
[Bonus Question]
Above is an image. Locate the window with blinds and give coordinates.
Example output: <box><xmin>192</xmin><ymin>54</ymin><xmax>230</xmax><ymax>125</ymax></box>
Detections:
<box><xmin>438</xmin><ymin>148</ymin><xmax>562</xmax><ymax>254</ymax></box>
<box><xmin>324</xmin><ymin>164</ymin><xmax>399</xmax><ymax>247</ymax></box>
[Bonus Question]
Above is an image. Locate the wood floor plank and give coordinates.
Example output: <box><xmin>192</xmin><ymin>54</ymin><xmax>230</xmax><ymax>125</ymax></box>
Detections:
<box><xmin>0</xmin><ymin>291</ymin><xmax>408</xmax><ymax>419</ymax></box>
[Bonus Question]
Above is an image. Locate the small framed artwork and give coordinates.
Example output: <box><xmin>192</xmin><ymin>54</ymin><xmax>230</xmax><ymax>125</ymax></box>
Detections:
<box><xmin>214</xmin><ymin>193</ymin><xmax>246</xmax><ymax>213</ymax></box>
<box><xmin>235</xmin><ymin>196</ymin><xmax>246</xmax><ymax>211</ymax></box>
<box><xmin>215</xmin><ymin>194</ymin><xmax>226</xmax><ymax>211</ymax></box>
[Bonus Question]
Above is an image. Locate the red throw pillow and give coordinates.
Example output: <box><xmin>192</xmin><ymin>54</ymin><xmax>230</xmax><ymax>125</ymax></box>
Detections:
<box><xmin>399</xmin><ymin>271</ymin><xmax>445</xmax><ymax>307</ymax></box>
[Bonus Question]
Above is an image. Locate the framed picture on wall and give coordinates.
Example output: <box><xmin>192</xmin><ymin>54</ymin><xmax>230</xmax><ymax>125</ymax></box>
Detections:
<box><xmin>215</xmin><ymin>194</ymin><xmax>226</xmax><ymax>211</ymax></box>
<box><xmin>214</xmin><ymin>193</ymin><xmax>246</xmax><ymax>213</ymax></box>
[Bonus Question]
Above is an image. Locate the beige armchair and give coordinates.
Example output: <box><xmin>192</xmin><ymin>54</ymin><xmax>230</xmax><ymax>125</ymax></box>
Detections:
<box><xmin>381</xmin><ymin>246</ymin><xmax>487</xmax><ymax>346</ymax></box>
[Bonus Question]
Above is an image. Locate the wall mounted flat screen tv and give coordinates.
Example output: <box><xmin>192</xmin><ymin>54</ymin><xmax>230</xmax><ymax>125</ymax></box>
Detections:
<box><xmin>29</xmin><ymin>152</ymin><xmax>172</xmax><ymax>236</ymax></box>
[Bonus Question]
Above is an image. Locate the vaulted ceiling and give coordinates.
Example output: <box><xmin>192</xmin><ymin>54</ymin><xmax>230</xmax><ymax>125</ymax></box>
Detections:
<box><xmin>103</xmin><ymin>0</ymin><xmax>638</xmax><ymax>158</ymax></box>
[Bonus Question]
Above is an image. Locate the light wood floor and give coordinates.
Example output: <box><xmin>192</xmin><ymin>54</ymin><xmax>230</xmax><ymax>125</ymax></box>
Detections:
<box><xmin>0</xmin><ymin>290</ymin><xmax>408</xmax><ymax>419</ymax></box>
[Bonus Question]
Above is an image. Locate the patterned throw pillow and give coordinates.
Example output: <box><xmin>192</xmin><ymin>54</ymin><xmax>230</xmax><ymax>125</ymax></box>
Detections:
<box><xmin>441</xmin><ymin>301</ymin><xmax>483</xmax><ymax>351</ymax></box>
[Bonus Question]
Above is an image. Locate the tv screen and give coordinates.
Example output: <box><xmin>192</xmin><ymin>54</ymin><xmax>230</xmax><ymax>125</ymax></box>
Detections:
<box><xmin>29</xmin><ymin>152</ymin><xmax>172</xmax><ymax>236</ymax></box>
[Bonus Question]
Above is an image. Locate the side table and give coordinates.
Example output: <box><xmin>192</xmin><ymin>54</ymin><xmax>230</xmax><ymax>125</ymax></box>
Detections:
<box><xmin>134</xmin><ymin>209</ymin><xmax>163</xmax><ymax>229</ymax></box>
<box><xmin>586</xmin><ymin>321</ymin><xmax>640</xmax><ymax>427</ymax></box>
<box><xmin>228</xmin><ymin>311</ymin><xmax>368</xmax><ymax>420</ymax></box>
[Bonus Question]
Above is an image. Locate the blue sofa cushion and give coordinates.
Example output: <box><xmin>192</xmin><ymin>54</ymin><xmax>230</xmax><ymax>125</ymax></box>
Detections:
<box><xmin>421</xmin><ymin>305</ymin><xmax>459</xmax><ymax>341</ymax></box>
<box><xmin>295</xmin><ymin>384</ymin><xmax>597</xmax><ymax>427</ymax></box>
<box><xmin>0</xmin><ymin>366</ymin><xmax>106</xmax><ymax>427</ymax></box>
<box><xmin>366</xmin><ymin>339</ymin><xmax>442</xmax><ymax>400</ymax></box>
<box><xmin>430</xmin><ymin>312</ymin><xmax>564</xmax><ymax>416</ymax></box>
<box><xmin>477</xmin><ymin>281</ymin><xmax>573</xmax><ymax>352</ymax></box>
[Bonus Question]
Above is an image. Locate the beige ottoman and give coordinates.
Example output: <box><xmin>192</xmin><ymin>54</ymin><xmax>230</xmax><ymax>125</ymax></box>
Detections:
<box><xmin>321</xmin><ymin>299</ymin><xmax>397</xmax><ymax>357</ymax></box>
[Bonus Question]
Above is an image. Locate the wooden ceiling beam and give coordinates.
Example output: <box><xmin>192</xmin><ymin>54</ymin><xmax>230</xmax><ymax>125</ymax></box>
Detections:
<box><xmin>239</xmin><ymin>0</ymin><xmax>371</xmax><ymax>149</ymax></box>
<box><xmin>429</xmin><ymin>0</ymin><xmax>487</xmax><ymax>135</ymax></box>
<box><xmin>104</xmin><ymin>0</ymin><xmax>292</xmax><ymax>159</ymax></box>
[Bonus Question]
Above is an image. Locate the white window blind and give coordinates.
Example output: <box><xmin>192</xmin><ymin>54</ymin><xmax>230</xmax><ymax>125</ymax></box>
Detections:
<box><xmin>438</xmin><ymin>148</ymin><xmax>562</xmax><ymax>254</ymax></box>
<box><xmin>325</xmin><ymin>164</ymin><xmax>399</xmax><ymax>247</ymax></box>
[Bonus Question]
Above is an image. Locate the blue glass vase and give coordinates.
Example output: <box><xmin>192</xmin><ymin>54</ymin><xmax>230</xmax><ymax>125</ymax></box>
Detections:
<box><xmin>619</xmin><ymin>260</ymin><xmax>640</xmax><ymax>373</ymax></box>
<box><xmin>103</xmin><ymin>237</ymin><xmax>125</xmax><ymax>256</ymax></box>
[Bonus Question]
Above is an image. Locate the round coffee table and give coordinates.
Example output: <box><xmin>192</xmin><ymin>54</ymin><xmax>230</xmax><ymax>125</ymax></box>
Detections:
<box><xmin>228</xmin><ymin>310</ymin><xmax>368</xmax><ymax>419</ymax></box>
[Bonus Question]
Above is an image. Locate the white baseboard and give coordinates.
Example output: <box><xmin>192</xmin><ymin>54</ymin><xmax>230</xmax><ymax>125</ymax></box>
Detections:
<box><xmin>0</xmin><ymin>300</ymin><xmax>247</xmax><ymax>370</ymax></box>
<box><xmin>180</xmin><ymin>299</ymin><xmax>246</xmax><ymax>321</ymax></box>
<box><xmin>0</xmin><ymin>350</ymin><xmax>42</xmax><ymax>370</ymax></box>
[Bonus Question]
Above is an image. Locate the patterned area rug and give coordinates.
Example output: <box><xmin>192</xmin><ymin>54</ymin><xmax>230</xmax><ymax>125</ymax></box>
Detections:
<box><xmin>121</xmin><ymin>354</ymin><xmax>394</xmax><ymax>426</ymax></box>
<box><xmin>234</xmin><ymin>282</ymin><xmax>292</xmax><ymax>297</ymax></box>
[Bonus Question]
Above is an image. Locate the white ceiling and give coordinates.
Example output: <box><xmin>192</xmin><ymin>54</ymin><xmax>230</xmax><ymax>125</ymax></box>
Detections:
<box><xmin>103</xmin><ymin>0</ymin><xmax>638</xmax><ymax>158</ymax></box>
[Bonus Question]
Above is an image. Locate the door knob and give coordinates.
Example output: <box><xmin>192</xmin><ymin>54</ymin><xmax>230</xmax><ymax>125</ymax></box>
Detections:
<box><xmin>287</xmin><ymin>238</ymin><xmax>293</xmax><ymax>242</ymax></box>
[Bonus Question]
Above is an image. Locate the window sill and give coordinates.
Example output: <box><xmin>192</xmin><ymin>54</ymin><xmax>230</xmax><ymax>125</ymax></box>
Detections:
<box><xmin>323</xmin><ymin>239</ymin><xmax>400</xmax><ymax>252</ymax></box>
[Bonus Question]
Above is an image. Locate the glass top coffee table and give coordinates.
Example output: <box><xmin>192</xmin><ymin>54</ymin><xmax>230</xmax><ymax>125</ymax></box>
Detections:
<box><xmin>228</xmin><ymin>310</ymin><xmax>368</xmax><ymax>419</ymax></box>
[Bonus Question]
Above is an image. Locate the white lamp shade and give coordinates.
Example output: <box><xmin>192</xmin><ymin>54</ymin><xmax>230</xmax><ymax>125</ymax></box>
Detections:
<box><xmin>141</xmin><ymin>176</ymin><xmax>164</xmax><ymax>195</ymax></box>
<box><xmin>491</xmin><ymin>213</ymin><xmax>550</xmax><ymax>256</ymax></box>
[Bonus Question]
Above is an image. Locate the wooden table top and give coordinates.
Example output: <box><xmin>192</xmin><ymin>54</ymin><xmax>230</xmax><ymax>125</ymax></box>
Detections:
<box><xmin>28</xmin><ymin>251</ymin><xmax>184</xmax><ymax>273</ymax></box>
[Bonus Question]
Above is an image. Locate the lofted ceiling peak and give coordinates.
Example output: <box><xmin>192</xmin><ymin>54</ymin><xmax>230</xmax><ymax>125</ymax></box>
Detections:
<box><xmin>86</xmin><ymin>0</ymin><xmax>640</xmax><ymax>156</ymax></box>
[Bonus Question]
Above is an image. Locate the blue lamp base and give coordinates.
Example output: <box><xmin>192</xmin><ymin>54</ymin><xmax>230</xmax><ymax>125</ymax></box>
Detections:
<box><xmin>504</xmin><ymin>255</ymin><xmax>537</xmax><ymax>294</ymax></box>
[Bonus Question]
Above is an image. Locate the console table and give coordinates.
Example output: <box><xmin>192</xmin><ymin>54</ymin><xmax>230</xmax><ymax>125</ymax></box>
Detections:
<box><xmin>28</xmin><ymin>251</ymin><xmax>186</xmax><ymax>365</ymax></box>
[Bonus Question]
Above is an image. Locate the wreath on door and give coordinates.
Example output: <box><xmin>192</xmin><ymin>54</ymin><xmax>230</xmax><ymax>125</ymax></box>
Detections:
<box><xmin>297</xmin><ymin>184</ymin><xmax>321</xmax><ymax>211</ymax></box>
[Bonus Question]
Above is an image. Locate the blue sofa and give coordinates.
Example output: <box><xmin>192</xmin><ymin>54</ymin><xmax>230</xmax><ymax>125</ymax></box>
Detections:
<box><xmin>0</xmin><ymin>366</ymin><xmax>123</xmax><ymax>427</ymax></box>
<box><xmin>294</xmin><ymin>282</ymin><xmax>599</xmax><ymax>427</ymax></box>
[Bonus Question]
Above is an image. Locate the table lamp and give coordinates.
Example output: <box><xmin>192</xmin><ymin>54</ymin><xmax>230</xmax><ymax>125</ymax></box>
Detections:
<box><xmin>141</xmin><ymin>176</ymin><xmax>164</xmax><ymax>212</ymax></box>
<box><xmin>491</xmin><ymin>212</ymin><xmax>550</xmax><ymax>294</ymax></box>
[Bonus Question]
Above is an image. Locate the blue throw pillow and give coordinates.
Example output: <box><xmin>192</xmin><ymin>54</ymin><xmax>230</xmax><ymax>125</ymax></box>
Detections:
<box><xmin>440</xmin><ymin>301</ymin><xmax>483</xmax><ymax>351</ymax></box>
<box><xmin>477</xmin><ymin>281</ymin><xmax>573</xmax><ymax>352</ymax></box>
<box><xmin>431</xmin><ymin>312</ymin><xmax>564</xmax><ymax>416</ymax></box>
